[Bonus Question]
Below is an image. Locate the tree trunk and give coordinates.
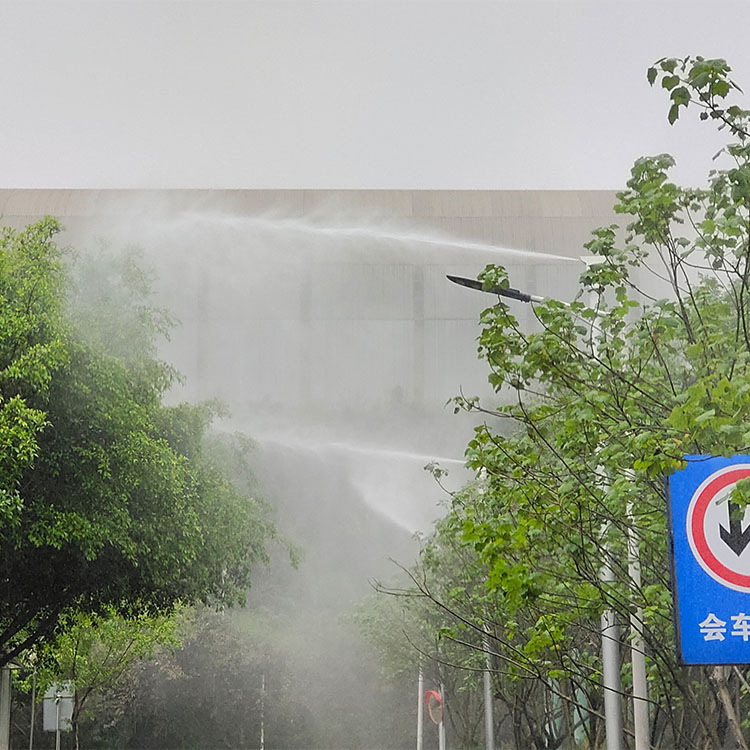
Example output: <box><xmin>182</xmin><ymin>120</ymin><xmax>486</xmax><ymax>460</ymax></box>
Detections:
<box><xmin>710</xmin><ymin>666</ymin><xmax>749</xmax><ymax>750</ymax></box>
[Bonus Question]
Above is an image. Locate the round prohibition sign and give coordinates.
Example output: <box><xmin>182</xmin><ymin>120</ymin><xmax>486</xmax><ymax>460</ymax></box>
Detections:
<box><xmin>687</xmin><ymin>464</ymin><xmax>750</xmax><ymax>591</ymax></box>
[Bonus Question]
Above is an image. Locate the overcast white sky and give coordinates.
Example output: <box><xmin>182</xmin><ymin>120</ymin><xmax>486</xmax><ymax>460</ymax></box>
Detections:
<box><xmin>3</xmin><ymin>0</ymin><xmax>750</xmax><ymax>190</ymax></box>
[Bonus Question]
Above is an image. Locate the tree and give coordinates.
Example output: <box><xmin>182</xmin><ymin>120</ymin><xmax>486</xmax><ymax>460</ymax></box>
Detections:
<box><xmin>362</xmin><ymin>484</ymin><xmax>594</xmax><ymax>750</ymax></box>
<box><xmin>28</xmin><ymin>607</ymin><xmax>181</xmax><ymax>750</ymax></box>
<box><xmin>0</xmin><ymin>218</ymin><xmax>67</xmax><ymax>526</ymax></box>
<box><xmin>0</xmin><ymin>223</ymin><xmax>275</xmax><ymax>668</ymax></box>
<box><xmin>372</xmin><ymin>57</ymin><xmax>750</xmax><ymax>749</ymax></box>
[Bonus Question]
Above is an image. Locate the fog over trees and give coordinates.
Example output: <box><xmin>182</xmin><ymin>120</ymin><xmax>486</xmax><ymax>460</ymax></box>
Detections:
<box><xmin>8</xmin><ymin>55</ymin><xmax>750</xmax><ymax>750</ymax></box>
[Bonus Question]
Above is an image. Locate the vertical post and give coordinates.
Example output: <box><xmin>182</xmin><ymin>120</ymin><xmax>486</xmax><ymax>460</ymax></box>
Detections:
<box><xmin>260</xmin><ymin>672</ymin><xmax>265</xmax><ymax>750</ymax></box>
<box><xmin>483</xmin><ymin>625</ymin><xmax>495</xmax><ymax>750</ymax></box>
<box><xmin>600</xmin><ymin>556</ymin><xmax>623</xmax><ymax>750</ymax></box>
<box><xmin>416</xmin><ymin>668</ymin><xmax>424</xmax><ymax>750</ymax></box>
<box><xmin>627</xmin><ymin>501</ymin><xmax>649</xmax><ymax>750</ymax></box>
<box><xmin>0</xmin><ymin>667</ymin><xmax>10</xmax><ymax>750</ymax></box>
<box><xmin>29</xmin><ymin>669</ymin><xmax>36</xmax><ymax>750</ymax></box>
<box><xmin>55</xmin><ymin>693</ymin><xmax>61</xmax><ymax>750</ymax></box>
<box><xmin>582</xmin><ymin>257</ymin><xmax>624</xmax><ymax>750</ymax></box>
<box><xmin>438</xmin><ymin>683</ymin><xmax>446</xmax><ymax>750</ymax></box>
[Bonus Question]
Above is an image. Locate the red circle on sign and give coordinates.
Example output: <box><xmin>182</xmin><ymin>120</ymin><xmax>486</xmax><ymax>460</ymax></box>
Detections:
<box><xmin>688</xmin><ymin>465</ymin><xmax>750</xmax><ymax>590</ymax></box>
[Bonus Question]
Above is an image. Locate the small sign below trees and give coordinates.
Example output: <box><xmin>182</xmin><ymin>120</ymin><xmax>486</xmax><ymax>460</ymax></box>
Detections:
<box><xmin>668</xmin><ymin>455</ymin><xmax>750</xmax><ymax>664</ymax></box>
<box><xmin>43</xmin><ymin>683</ymin><xmax>74</xmax><ymax>733</ymax></box>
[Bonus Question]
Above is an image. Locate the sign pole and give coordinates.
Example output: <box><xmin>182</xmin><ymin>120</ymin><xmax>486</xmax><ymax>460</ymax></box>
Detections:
<box><xmin>416</xmin><ymin>668</ymin><xmax>424</xmax><ymax>750</ymax></box>
<box><xmin>55</xmin><ymin>693</ymin><xmax>61</xmax><ymax>750</ymax></box>
<box><xmin>482</xmin><ymin>625</ymin><xmax>495</xmax><ymax>750</ymax></box>
<box><xmin>438</xmin><ymin>683</ymin><xmax>446</xmax><ymax>750</ymax></box>
<box><xmin>259</xmin><ymin>673</ymin><xmax>265</xmax><ymax>750</ymax></box>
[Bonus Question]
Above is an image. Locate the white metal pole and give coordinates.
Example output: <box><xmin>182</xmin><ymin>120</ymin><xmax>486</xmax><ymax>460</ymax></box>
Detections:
<box><xmin>0</xmin><ymin>667</ymin><xmax>10</xmax><ymax>750</ymax></box>
<box><xmin>482</xmin><ymin>626</ymin><xmax>495</xmax><ymax>750</ymax></box>
<box><xmin>600</xmin><ymin>555</ymin><xmax>623</xmax><ymax>750</ymax></box>
<box><xmin>582</xmin><ymin>260</ymin><xmax>624</xmax><ymax>750</ymax></box>
<box><xmin>416</xmin><ymin>668</ymin><xmax>424</xmax><ymax>750</ymax></box>
<box><xmin>260</xmin><ymin>672</ymin><xmax>265</xmax><ymax>750</ymax></box>
<box><xmin>438</xmin><ymin>683</ymin><xmax>446</xmax><ymax>750</ymax></box>
<box><xmin>627</xmin><ymin>500</ymin><xmax>649</xmax><ymax>750</ymax></box>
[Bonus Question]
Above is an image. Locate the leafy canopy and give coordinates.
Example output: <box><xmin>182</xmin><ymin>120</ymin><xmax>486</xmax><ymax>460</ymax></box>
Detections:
<box><xmin>371</xmin><ymin>56</ymin><xmax>750</xmax><ymax>750</ymax></box>
<box><xmin>0</xmin><ymin>220</ymin><xmax>274</xmax><ymax>667</ymax></box>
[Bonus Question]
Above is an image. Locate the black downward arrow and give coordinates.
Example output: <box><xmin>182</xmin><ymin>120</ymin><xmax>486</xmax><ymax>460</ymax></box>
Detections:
<box><xmin>720</xmin><ymin>498</ymin><xmax>750</xmax><ymax>556</ymax></box>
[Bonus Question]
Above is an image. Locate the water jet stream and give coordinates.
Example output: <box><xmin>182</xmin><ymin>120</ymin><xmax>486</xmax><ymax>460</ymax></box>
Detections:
<box><xmin>171</xmin><ymin>212</ymin><xmax>577</xmax><ymax>263</ymax></box>
<box><xmin>254</xmin><ymin>431</ymin><xmax>469</xmax><ymax>533</ymax></box>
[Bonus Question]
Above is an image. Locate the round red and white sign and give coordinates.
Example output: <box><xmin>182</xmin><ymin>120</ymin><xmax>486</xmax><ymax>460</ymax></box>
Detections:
<box><xmin>687</xmin><ymin>464</ymin><xmax>750</xmax><ymax>591</ymax></box>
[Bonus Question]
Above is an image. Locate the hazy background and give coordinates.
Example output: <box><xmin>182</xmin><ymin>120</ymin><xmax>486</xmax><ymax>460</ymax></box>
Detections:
<box><xmin>3</xmin><ymin>1</ymin><xmax>746</xmax><ymax>745</ymax></box>
<box><xmin>3</xmin><ymin>0</ymin><xmax>750</xmax><ymax>191</ymax></box>
<box><xmin>1</xmin><ymin>187</ymin><xmax>592</xmax><ymax>746</ymax></box>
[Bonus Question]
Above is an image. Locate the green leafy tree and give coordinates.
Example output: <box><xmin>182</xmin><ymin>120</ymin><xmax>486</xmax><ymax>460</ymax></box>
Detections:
<box><xmin>28</xmin><ymin>607</ymin><xmax>181</xmax><ymax>750</ymax></box>
<box><xmin>0</xmin><ymin>218</ymin><xmax>67</xmax><ymax>525</ymax></box>
<box><xmin>370</xmin><ymin>57</ymin><xmax>750</xmax><ymax>749</ymax></box>
<box><xmin>362</xmin><ymin>485</ymin><xmax>593</xmax><ymax>750</ymax></box>
<box><xmin>0</xmin><ymin>223</ymin><xmax>275</xmax><ymax>668</ymax></box>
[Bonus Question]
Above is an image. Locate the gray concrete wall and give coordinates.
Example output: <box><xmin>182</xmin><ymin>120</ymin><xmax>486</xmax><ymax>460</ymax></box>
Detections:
<box><xmin>0</xmin><ymin>190</ymin><xmax>619</xmax><ymax>415</ymax></box>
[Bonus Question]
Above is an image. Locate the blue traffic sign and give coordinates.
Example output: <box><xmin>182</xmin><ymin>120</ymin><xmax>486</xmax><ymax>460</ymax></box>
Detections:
<box><xmin>667</xmin><ymin>455</ymin><xmax>750</xmax><ymax>664</ymax></box>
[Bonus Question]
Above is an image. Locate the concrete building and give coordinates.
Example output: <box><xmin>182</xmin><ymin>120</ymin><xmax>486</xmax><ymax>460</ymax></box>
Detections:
<box><xmin>0</xmin><ymin>189</ymin><xmax>619</xmax><ymax>416</ymax></box>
